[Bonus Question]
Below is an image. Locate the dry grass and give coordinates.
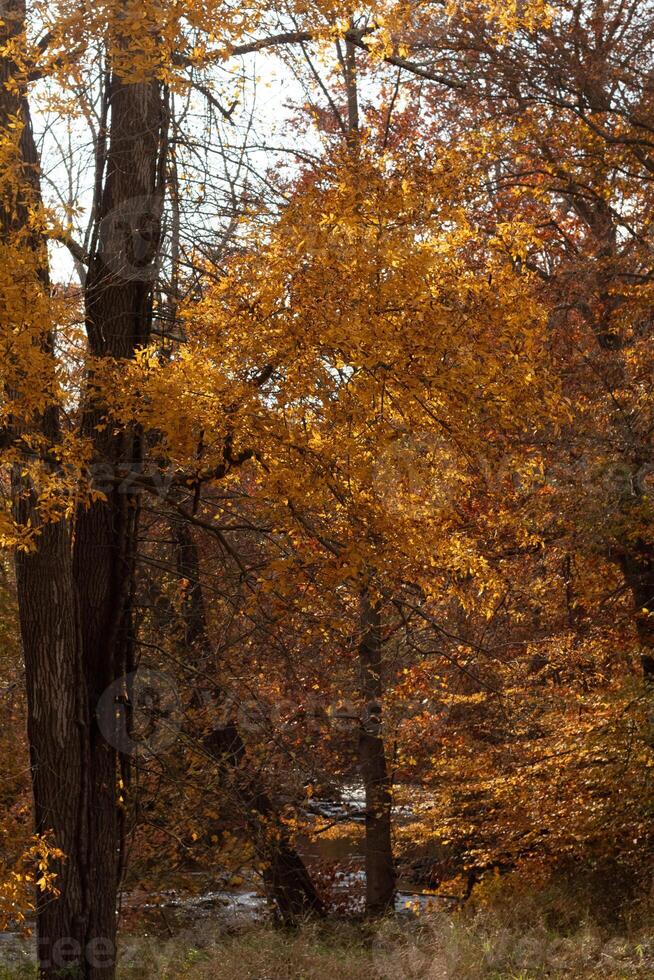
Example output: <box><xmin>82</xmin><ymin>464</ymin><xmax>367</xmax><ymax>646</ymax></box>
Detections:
<box><xmin>372</xmin><ymin>911</ymin><xmax>653</xmax><ymax>979</ymax></box>
<box><xmin>116</xmin><ymin>923</ymin><xmax>372</xmax><ymax>979</ymax></box>
<box><xmin>115</xmin><ymin>882</ymin><xmax>653</xmax><ymax>980</ymax></box>
<box><xmin>1</xmin><ymin>871</ymin><xmax>652</xmax><ymax>978</ymax></box>
<box><xmin>114</xmin><ymin>871</ymin><xmax>653</xmax><ymax>980</ymax></box>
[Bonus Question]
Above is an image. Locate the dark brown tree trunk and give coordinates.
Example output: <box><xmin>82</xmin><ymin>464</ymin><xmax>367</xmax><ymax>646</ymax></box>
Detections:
<box><xmin>13</xmin><ymin>516</ymin><xmax>90</xmax><ymax>976</ymax></box>
<box><xmin>265</xmin><ymin>840</ymin><xmax>325</xmax><ymax>923</ymax></box>
<box><xmin>172</xmin><ymin>517</ymin><xmax>325</xmax><ymax>922</ymax></box>
<box><xmin>1</xmin><ymin>5</ymin><xmax>93</xmax><ymax>976</ymax></box>
<box><xmin>358</xmin><ymin>589</ymin><xmax>396</xmax><ymax>915</ymax></box>
<box><xmin>71</xmin><ymin>66</ymin><xmax>167</xmax><ymax>975</ymax></box>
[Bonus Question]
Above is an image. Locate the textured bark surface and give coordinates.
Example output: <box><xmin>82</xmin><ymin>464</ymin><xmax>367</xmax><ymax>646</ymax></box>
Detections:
<box><xmin>71</xmin><ymin>68</ymin><xmax>166</xmax><ymax>976</ymax></box>
<box><xmin>2</xmin><ymin>5</ymin><xmax>90</xmax><ymax>976</ymax></box>
<box><xmin>358</xmin><ymin>591</ymin><xmax>396</xmax><ymax>915</ymax></box>
<box><xmin>13</xmin><ymin>521</ymin><xmax>89</xmax><ymax>977</ymax></box>
<box><xmin>4</xmin><ymin>41</ymin><xmax>166</xmax><ymax>976</ymax></box>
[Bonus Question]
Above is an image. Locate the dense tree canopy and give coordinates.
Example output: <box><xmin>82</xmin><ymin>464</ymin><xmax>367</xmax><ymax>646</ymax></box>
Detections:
<box><xmin>0</xmin><ymin>2</ymin><xmax>653</xmax><ymax>977</ymax></box>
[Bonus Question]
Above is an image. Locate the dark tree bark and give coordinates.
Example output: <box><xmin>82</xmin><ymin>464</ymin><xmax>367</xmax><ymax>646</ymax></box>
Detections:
<box><xmin>1</xmin><ymin>4</ymin><xmax>91</xmax><ymax>976</ymax></box>
<box><xmin>358</xmin><ymin>590</ymin><xmax>396</xmax><ymax>916</ymax></box>
<box><xmin>13</xmin><ymin>531</ymin><xmax>91</xmax><ymax>975</ymax></box>
<box><xmin>70</xmin><ymin>66</ymin><xmax>167</xmax><ymax>975</ymax></box>
<box><xmin>3</xmin><ymin>17</ymin><xmax>167</xmax><ymax>972</ymax></box>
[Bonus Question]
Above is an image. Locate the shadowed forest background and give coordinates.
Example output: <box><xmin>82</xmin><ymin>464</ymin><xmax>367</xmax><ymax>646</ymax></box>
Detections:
<box><xmin>0</xmin><ymin>1</ymin><xmax>653</xmax><ymax>977</ymax></box>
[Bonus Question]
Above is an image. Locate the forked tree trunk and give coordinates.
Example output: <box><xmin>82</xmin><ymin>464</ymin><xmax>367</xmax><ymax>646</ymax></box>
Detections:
<box><xmin>3</xmin><ymin>12</ymin><xmax>166</xmax><ymax>972</ymax></box>
<box><xmin>358</xmin><ymin>589</ymin><xmax>396</xmax><ymax>915</ymax></box>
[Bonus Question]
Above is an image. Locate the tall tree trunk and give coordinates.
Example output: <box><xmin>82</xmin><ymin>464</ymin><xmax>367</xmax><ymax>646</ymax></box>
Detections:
<box><xmin>13</xmin><ymin>509</ymin><xmax>90</xmax><ymax>976</ymax></box>
<box><xmin>71</xmin><ymin>66</ymin><xmax>166</xmax><ymax>974</ymax></box>
<box><xmin>1</xmin><ymin>4</ymin><xmax>91</xmax><ymax>976</ymax></box>
<box><xmin>358</xmin><ymin>589</ymin><xmax>396</xmax><ymax>915</ymax></box>
<box><xmin>172</xmin><ymin>517</ymin><xmax>325</xmax><ymax>922</ymax></box>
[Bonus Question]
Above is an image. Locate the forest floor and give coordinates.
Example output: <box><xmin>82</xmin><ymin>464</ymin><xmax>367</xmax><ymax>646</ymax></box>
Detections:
<box><xmin>111</xmin><ymin>914</ymin><xmax>653</xmax><ymax>979</ymax></box>
<box><xmin>2</xmin><ymin>874</ymin><xmax>653</xmax><ymax>979</ymax></box>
